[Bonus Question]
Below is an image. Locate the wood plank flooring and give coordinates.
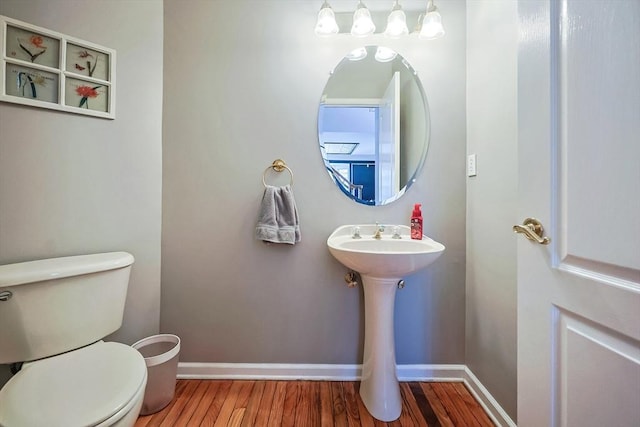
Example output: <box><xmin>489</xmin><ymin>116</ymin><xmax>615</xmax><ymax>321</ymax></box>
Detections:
<box><xmin>134</xmin><ymin>380</ymin><xmax>495</xmax><ymax>427</ymax></box>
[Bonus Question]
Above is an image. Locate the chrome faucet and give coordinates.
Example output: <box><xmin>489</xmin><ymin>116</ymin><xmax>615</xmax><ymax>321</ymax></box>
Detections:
<box><xmin>373</xmin><ymin>223</ymin><xmax>385</xmax><ymax>239</ymax></box>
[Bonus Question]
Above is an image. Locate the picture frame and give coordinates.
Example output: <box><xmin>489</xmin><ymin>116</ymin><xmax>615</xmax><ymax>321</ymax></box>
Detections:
<box><xmin>0</xmin><ymin>15</ymin><xmax>116</xmax><ymax>119</ymax></box>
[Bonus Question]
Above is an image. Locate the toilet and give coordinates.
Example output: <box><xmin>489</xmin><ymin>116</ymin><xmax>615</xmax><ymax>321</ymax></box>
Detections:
<box><xmin>0</xmin><ymin>252</ymin><xmax>148</xmax><ymax>427</ymax></box>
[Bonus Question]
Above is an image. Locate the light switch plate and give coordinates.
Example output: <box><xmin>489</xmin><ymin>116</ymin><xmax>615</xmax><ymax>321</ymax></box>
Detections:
<box><xmin>467</xmin><ymin>154</ymin><xmax>477</xmax><ymax>177</ymax></box>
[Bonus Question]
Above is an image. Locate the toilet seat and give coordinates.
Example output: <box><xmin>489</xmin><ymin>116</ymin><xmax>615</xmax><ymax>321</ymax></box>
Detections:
<box><xmin>0</xmin><ymin>341</ymin><xmax>147</xmax><ymax>427</ymax></box>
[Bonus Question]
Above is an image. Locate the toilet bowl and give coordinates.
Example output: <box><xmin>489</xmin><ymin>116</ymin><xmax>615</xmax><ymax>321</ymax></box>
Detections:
<box><xmin>0</xmin><ymin>252</ymin><xmax>148</xmax><ymax>427</ymax></box>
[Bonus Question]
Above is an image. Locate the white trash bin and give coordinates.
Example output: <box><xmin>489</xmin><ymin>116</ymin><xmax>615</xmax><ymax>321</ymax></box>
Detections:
<box><xmin>132</xmin><ymin>334</ymin><xmax>181</xmax><ymax>415</ymax></box>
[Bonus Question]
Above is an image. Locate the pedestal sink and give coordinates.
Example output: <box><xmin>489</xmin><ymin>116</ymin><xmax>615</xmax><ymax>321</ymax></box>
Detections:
<box><xmin>327</xmin><ymin>224</ymin><xmax>445</xmax><ymax>422</ymax></box>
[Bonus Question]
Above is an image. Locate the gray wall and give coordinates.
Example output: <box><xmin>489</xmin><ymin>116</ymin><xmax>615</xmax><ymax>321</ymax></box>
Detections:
<box><xmin>0</xmin><ymin>0</ymin><xmax>163</xmax><ymax>347</ymax></box>
<box><xmin>466</xmin><ymin>0</ymin><xmax>518</xmax><ymax>420</ymax></box>
<box><xmin>161</xmin><ymin>0</ymin><xmax>467</xmax><ymax>365</ymax></box>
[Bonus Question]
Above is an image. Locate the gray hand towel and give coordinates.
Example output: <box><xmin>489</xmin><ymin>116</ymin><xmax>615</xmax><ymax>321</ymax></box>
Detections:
<box><xmin>255</xmin><ymin>185</ymin><xmax>301</xmax><ymax>244</ymax></box>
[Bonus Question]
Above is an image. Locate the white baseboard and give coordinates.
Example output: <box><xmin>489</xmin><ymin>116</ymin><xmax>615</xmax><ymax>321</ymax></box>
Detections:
<box><xmin>462</xmin><ymin>367</ymin><xmax>517</xmax><ymax>427</ymax></box>
<box><xmin>177</xmin><ymin>362</ymin><xmax>516</xmax><ymax>426</ymax></box>
<box><xmin>178</xmin><ymin>362</ymin><xmax>361</xmax><ymax>381</ymax></box>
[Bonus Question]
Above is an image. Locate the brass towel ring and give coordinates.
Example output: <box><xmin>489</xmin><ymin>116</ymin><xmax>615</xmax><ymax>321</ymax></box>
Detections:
<box><xmin>262</xmin><ymin>159</ymin><xmax>294</xmax><ymax>187</ymax></box>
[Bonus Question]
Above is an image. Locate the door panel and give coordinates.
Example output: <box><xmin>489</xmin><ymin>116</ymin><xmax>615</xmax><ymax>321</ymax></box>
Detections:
<box><xmin>559</xmin><ymin>0</ymin><xmax>640</xmax><ymax>271</ymax></box>
<box><xmin>517</xmin><ymin>1</ymin><xmax>640</xmax><ymax>426</ymax></box>
<box><xmin>556</xmin><ymin>309</ymin><xmax>640</xmax><ymax>427</ymax></box>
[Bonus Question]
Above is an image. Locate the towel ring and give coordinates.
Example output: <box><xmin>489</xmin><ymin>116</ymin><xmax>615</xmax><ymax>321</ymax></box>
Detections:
<box><xmin>262</xmin><ymin>159</ymin><xmax>294</xmax><ymax>187</ymax></box>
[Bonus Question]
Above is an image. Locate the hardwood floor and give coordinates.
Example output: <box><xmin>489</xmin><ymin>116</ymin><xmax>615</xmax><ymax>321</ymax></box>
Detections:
<box><xmin>134</xmin><ymin>380</ymin><xmax>495</xmax><ymax>427</ymax></box>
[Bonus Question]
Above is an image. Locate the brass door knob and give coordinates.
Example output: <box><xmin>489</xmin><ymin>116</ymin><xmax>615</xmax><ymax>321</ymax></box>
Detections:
<box><xmin>513</xmin><ymin>218</ymin><xmax>550</xmax><ymax>245</ymax></box>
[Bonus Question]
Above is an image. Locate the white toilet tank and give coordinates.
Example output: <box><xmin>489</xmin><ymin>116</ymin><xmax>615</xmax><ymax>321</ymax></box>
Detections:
<box><xmin>0</xmin><ymin>252</ymin><xmax>135</xmax><ymax>364</ymax></box>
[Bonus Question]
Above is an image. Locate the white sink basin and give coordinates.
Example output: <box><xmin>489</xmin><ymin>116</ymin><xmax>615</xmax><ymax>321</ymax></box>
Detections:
<box><xmin>327</xmin><ymin>224</ymin><xmax>445</xmax><ymax>278</ymax></box>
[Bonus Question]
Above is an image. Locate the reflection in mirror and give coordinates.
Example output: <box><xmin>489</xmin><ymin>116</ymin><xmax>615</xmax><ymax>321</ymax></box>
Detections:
<box><xmin>318</xmin><ymin>46</ymin><xmax>429</xmax><ymax>206</ymax></box>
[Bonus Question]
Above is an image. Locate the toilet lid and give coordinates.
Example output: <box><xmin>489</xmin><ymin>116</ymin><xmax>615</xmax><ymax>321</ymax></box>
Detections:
<box><xmin>0</xmin><ymin>341</ymin><xmax>146</xmax><ymax>427</ymax></box>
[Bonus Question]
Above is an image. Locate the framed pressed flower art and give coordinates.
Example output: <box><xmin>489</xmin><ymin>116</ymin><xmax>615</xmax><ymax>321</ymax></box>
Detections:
<box><xmin>0</xmin><ymin>15</ymin><xmax>115</xmax><ymax>119</ymax></box>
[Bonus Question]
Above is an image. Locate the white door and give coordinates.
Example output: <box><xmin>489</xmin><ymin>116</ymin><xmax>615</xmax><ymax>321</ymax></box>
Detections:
<box><xmin>517</xmin><ymin>1</ymin><xmax>640</xmax><ymax>426</ymax></box>
<box><xmin>377</xmin><ymin>72</ymin><xmax>400</xmax><ymax>204</ymax></box>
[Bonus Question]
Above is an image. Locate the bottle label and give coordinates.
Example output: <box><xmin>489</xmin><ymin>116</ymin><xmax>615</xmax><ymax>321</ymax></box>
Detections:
<box><xmin>411</xmin><ymin>218</ymin><xmax>422</xmax><ymax>240</ymax></box>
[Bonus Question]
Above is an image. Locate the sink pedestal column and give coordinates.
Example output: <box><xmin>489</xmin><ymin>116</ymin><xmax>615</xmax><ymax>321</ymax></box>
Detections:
<box><xmin>359</xmin><ymin>276</ymin><xmax>402</xmax><ymax>422</ymax></box>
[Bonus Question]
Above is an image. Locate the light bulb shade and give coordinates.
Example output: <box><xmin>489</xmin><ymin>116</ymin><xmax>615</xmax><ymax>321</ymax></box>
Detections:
<box><xmin>384</xmin><ymin>9</ymin><xmax>408</xmax><ymax>38</ymax></box>
<box><xmin>419</xmin><ymin>10</ymin><xmax>445</xmax><ymax>39</ymax></box>
<box><xmin>315</xmin><ymin>4</ymin><xmax>339</xmax><ymax>37</ymax></box>
<box><xmin>374</xmin><ymin>46</ymin><xmax>398</xmax><ymax>62</ymax></box>
<box><xmin>346</xmin><ymin>47</ymin><xmax>368</xmax><ymax>61</ymax></box>
<box><xmin>351</xmin><ymin>4</ymin><xmax>375</xmax><ymax>37</ymax></box>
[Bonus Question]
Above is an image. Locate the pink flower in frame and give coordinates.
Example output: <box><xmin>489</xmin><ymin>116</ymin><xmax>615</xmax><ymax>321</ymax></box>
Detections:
<box><xmin>75</xmin><ymin>85</ymin><xmax>102</xmax><ymax>108</ymax></box>
<box><xmin>76</xmin><ymin>85</ymin><xmax>99</xmax><ymax>98</ymax></box>
<box><xmin>29</xmin><ymin>35</ymin><xmax>44</xmax><ymax>48</ymax></box>
<box><xmin>18</xmin><ymin>33</ymin><xmax>47</xmax><ymax>62</ymax></box>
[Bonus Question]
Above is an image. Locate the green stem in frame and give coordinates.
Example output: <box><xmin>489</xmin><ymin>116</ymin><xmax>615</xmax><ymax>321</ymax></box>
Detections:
<box><xmin>17</xmin><ymin>72</ymin><xmax>37</xmax><ymax>98</ymax></box>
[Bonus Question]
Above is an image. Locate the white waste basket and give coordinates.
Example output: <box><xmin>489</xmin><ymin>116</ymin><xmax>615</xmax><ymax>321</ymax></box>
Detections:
<box><xmin>132</xmin><ymin>334</ymin><xmax>180</xmax><ymax>415</ymax></box>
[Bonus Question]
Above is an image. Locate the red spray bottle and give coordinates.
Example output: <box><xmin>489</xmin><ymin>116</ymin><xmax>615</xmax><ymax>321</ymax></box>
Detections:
<box><xmin>411</xmin><ymin>203</ymin><xmax>423</xmax><ymax>240</ymax></box>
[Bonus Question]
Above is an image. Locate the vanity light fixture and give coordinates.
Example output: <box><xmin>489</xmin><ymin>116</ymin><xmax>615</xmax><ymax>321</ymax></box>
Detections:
<box><xmin>418</xmin><ymin>0</ymin><xmax>445</xmax><ymax>40</ymax></box>
<box><xmin>351</xmin><ymin>1</ymin><xmax>376</xmax><ymax>37</ymax></box>
<box><xmin>314</xmin><ymin>0</ymin><xmax>445</xmax><ymax>40</ymax></box>
<box><xmin>383</xmin><ymin>0</ymin><xmax>409</xmax><ymax>38</ymax></box>
<box><xmin>315</xmin><ymin>1</ymin><xmax>340</xmax><ymax>37</ymax></box>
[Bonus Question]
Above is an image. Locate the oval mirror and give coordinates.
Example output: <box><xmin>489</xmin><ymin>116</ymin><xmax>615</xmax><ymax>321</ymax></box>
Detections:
<box><xmin>318</xmin><ymin>45</ymin><xmax>430</xmax><ymax>206</ymax></box>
